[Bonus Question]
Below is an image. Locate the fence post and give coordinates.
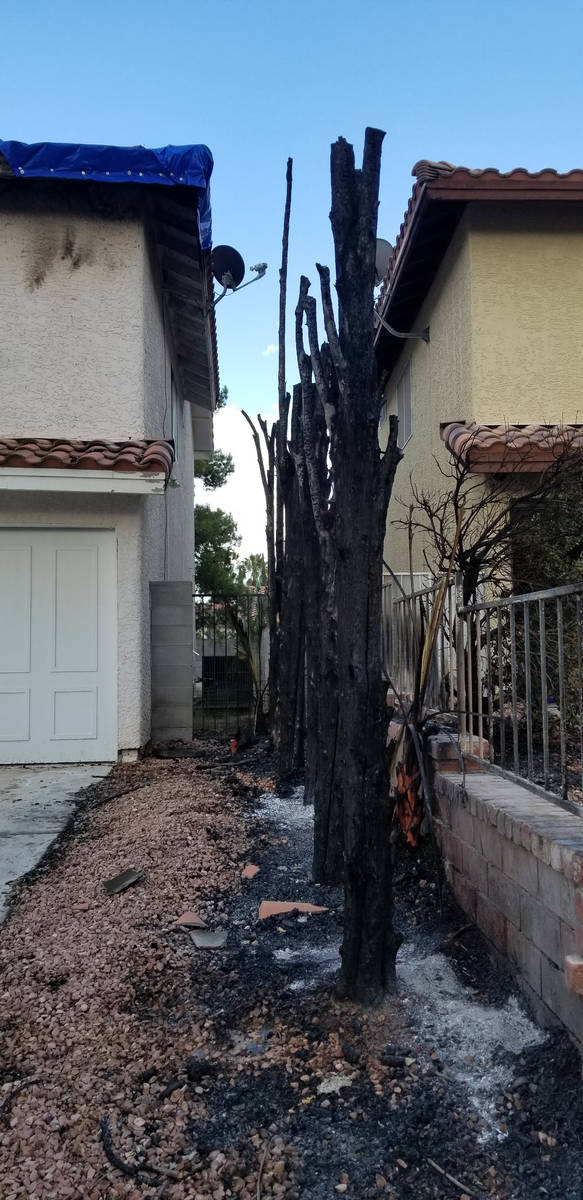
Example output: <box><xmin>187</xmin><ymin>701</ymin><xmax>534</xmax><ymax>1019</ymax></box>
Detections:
<box><xmin>455</xmin><ymin>572</ymin><xmax>467</xmax><ymax>741</ymax></box>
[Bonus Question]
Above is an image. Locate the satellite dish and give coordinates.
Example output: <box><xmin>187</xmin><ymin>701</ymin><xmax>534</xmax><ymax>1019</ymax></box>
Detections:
<box><xmin>212</xmin><ymin>245</ymin><xmax>245</xmax><ymax>290</ymax></box>
<box><xmin>375</xmin><ymin>237</ymin><xmax>394</xmax><ymax>286</ymax></box>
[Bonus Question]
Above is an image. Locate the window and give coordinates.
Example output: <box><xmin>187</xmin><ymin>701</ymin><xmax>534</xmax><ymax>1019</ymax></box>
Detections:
<box><xmin>396</xmin><ymin>362</ymin><xmax>412</xmax><ymax>449</ymax></box>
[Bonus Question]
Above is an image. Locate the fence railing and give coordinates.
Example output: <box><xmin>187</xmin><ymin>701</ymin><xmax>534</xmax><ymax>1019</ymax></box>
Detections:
<box><xmin>193</xmin><ymin>592</ymin><xmax>269</xmax><ymax>736</ymax></box>
<box><xmin>458</xmin><ymin>583</ymin><xmax>583</xmax><ymax>805</ymax></box>
<box><xmin>382</xmin><ymin>575</ymin><xmax>457</xmax><ymax>710</ymax></box>
<box><xmin>383</xmin><ymin>575</ymin><xmax>583</xmax><ymax>808</ymax></box>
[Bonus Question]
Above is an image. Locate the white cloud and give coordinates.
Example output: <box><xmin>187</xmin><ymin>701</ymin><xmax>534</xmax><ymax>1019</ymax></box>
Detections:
<box><xmin>261</xmin><ymin>344</ymin><xmax>277</xmax><ymax>357</ymax></box>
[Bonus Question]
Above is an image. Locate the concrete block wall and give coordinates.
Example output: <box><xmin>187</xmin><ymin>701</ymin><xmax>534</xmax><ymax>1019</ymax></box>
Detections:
<box><xmin>433</xmin><ymin>771</ymin><xmax>583</xmax><ymax>1046</ymax></box>
<box><xmin>150</xmin><ymin>581</ymin><xmax>193</xmax><ymax>744</ymax></box>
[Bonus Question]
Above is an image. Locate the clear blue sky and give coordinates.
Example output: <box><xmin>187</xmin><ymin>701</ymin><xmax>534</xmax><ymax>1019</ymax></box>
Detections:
<box><xmin>3</xmin><ymin>0</ymin><xmax>583</xmax><ymax>553</ymax></box>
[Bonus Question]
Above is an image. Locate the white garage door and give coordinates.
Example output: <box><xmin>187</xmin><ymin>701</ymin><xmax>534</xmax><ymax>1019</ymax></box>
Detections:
<box><xmin>0</xmin><ymin>529</ymin><xmax>117</xmax><ymax>763</ymax></box>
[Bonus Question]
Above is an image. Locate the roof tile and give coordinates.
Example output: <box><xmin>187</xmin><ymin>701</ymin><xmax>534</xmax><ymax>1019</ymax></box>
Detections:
<box><xmin>441</xmin><ymin>422</ymin><xmax>583</xmax><ymax>472</ymax></box>
<box><xmin>0</xmin><ymin>438</ymin><xmax>175</xmax><ymax>482</ymax></box>
<box><xmin>377</xmin><ymin>162</ymin><xmax>583</xmax><ymax>311</ymax></box>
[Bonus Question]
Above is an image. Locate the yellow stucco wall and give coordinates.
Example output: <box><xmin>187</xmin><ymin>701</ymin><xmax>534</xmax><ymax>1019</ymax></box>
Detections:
<box><xmin>381</xmin><ymin>214</ymin><xmax>473</xmax><ymax>573</ymax></box>
<box><xmin>470</xmin><ymin>202</ymin><xmax>583</xmax><ymax>424</ymax></box>
<box><xmin>381</xmin><ymin>200</ymin><xmax>583</xmax><ymax>574</ymax></box>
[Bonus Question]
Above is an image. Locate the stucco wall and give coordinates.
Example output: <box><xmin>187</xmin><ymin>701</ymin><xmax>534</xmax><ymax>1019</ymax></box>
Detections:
<box><xmin>0</xmin><ymin>209</ymin><xmax>151</xmax><ymax>439</ymax></box>
<box><xmin>140</xmin><ymin>231</ymin><xmax>195</xmax><ymax>585</ymax></box>
<box><xmin>469</xmin><ymin>202</ymin><xmax>583</xmax><ymax>424</ymax></box>
<box><xmin>380</xmin><ymin>216</ymin><xmax>473</xmax><ymax>572</ymax></box>
<box><xmin>0</xmin><ymin>494</ymin><xmax>150</xmax><ymax>750</ymax></box>
<box><xmin>0</xmin><ymin>203</ymin><xmax>199</xmax><ymax>751</ymax></box>
<box><xmin>381</xmin><ymin>200</ymin><xmax>583</xmax><ymax>575</ymax></box>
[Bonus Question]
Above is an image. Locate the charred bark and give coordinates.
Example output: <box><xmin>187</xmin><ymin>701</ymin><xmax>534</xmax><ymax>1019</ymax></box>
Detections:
<box><xmin>294</xmin><ymin>129</ymin><xmax>403</xmax><ymax>998</ymax></box>
<box><xmin>294</xmin><ymin>311</ymin><xmax>344</xmax><ymax>884</ymax></box>
<box><xmin>277</xmin><ymin>456</ymin><xmax>305</xmax><ymax>779</ymax></box>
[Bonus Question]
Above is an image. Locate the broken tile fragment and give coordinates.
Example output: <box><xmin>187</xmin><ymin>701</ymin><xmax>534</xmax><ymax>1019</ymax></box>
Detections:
<box><xmin>258</xmin><ymin>900</ymin><xmax>328</xmax><ymax>919</ymax></box>
<box><xmin>103</xmin><ymin>868</ymin><xmax>143</xmax><ymax>896</ymax></box>
<box><xmin>241</xmin><ymin>863</ymin><xmax>260</xmax><ymax>879</ymax></box>
<box><xmin>176</xmin><ymin>911</ymin><xmax>207</xmax><ymax>928</ymax></box>
<box><xmin>190</xmin><ymin>928</ymin><xmax>227</xmax><ymax>949</ymax></box>
<box><xmin>317</xmin><ymin>1074</ymin><xmax>352</xmax><ymax>1095</ymax></box>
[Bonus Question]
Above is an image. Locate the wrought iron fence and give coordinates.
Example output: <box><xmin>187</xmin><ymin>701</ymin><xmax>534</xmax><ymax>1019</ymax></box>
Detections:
<box><xmin>458</xmin><ymin>583</ymin><xmax>583</xmax><ymax>806</ymax></box>
<box><xmin>382</xmin><ymin>575</ymin><xmax>457</xmax><ymax>710</ymax></box>
<box><xmin>383</xmin><ymin>575</ymin><xmax>583</xmax><ymax>809</ymax></box>
<box><xmin>193</xmin><ymin>592</ymin><xmax>269</xmax><ymax>738</ymax></box>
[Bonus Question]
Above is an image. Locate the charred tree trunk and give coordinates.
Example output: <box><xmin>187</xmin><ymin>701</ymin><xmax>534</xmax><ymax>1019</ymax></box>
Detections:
<box><xmin>328</xmin><ymin>130</ymin><xmax>402</xmax><ymax>1001</ymax></box>
<box><xmin>274</xmin><ymin>159</ymin><xmax>306</xmax><ymax>779</ymax></box>
<box><xmin>293</xmin><ymin>362</ymin><xmax>343</xmax><ymax>884</ymax></box>
<box><xmin>241</xmin><ymin>411</ymin><xmax>276</xmax><ymax>737</ymax></box>
<box><xmin>277</xmin><ymin>459</ymin><xmax>305</xmax><ymax>778</ymax></box>
<box><xmin>295</xmin><ymin>129</ymin><xmax>402</xmax><ymax>998</ymax></box>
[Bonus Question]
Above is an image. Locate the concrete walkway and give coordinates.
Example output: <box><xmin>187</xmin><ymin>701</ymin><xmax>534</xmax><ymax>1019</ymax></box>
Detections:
<box><xmin>0</xmin><ymin>764</ymin><xmax>111</xmax><ymax>923</ymax></box>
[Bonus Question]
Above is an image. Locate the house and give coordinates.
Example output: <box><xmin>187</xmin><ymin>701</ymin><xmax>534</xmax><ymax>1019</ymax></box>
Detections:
<box><xmin>376</xmin><ymin>161</ymin><xmax>583</xmax><ymax>583</ymax></box>
<box><xmin>0</xmin><ymin>138</ymin><xmax>218</xmax><ymax>764</ymax></box>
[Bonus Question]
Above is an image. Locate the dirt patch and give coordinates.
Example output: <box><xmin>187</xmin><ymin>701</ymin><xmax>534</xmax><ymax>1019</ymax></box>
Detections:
<box><xmin>0</xmin><ymin>740</ymin><xmax>582</xmax><ymax>1199</ymax></box>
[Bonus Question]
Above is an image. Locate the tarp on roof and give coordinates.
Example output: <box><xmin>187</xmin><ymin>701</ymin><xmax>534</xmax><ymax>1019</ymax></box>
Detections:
<box><xmin>0</xmin><ymin>139</ymin><xmax>214</xmax><ymax>249</ymax></box>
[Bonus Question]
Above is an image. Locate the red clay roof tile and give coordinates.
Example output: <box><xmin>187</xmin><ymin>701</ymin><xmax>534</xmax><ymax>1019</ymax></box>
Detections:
<box><xmin>377</xmin><ymin>162</ymin><xmax>583</xmax><ymax>316</ymax></box>
<box><xmin>0</xmin><ymin>438</ymin><xmax>175</xmax><ymax>482</ymax></box>
<box><xmin>441</xmin><ymin>422</ymin><xmax>583</xmax><ymax>472</ymax></box>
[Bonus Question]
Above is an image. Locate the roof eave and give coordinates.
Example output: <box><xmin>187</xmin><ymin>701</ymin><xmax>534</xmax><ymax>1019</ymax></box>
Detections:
<box><xmin>375</xmin><ymin>168</ymin><xmax>583</xmax><ymax>379</ymax></box>
<box><xmin>147</xmin><ymin>191</ymin><xmax>218</xmax><ymax>413</ymax></box>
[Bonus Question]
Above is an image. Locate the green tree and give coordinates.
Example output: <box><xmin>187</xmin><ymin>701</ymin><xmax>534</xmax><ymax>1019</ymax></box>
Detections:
<box><xmin>235</xmin><ymin>553</ymin><xmax>268</xmax><ymax>590</ymax></box>
<box><xmin>195</xmin><ymin>505</ymin><xmax>241</xmax><ymax>595</ymax></box>
<box><xmin>194</xmin><ymin>449</ymin><xmax>235</xmax><ymax>490</ymax></box>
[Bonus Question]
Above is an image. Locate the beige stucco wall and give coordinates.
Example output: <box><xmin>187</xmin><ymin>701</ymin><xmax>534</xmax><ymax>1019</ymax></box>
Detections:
<box><xmin>381</xmin><ymin>200</ymin><xmax>583</xmax><ymax>574</ymax></box>
<box><xmin>381</xmin><ymin>215</ymin><xmax>473</xmax><ymax>573</ymax></box>
<box><xmin>469</xmin><ymin>202</ymin><xmax>583</xmax><ymax>424</ymax></box>
<box><xmin>0</xmin><ymin>204</ymin><xmax>200</xmax><ymax>751</ymax></box>
<box><xmin>140</xmin><ymin>228</ymin><xmax>195</xmax><ymax>585</ymax></box>
<box><xmin>0</xmin><ymin>209</ymin><xmax>152</xmax><ymax>439</ymax></box>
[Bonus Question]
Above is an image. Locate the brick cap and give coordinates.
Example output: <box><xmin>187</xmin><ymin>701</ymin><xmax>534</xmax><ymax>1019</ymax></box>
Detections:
<box><xmin>565</xmin><ymin>954</ymin><xmax>583</xmax><ymax>996</ymax></box>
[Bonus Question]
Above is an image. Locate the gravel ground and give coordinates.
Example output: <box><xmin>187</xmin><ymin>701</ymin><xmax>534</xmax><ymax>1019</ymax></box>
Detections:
<box><xmin>0</xmin><ymin>740</ymin><xmax>582</xmax><ymax>1200</ymax></box>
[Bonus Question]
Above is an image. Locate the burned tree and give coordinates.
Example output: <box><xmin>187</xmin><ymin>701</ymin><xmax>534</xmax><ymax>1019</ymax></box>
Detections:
<box><xmin>243</xmin><ymin>160</ymin><xmax>305</xmax><ymax>773</ymax></box>
<box><xmin>295</xmin><ymin>129</ymin><xmax>402</xmax><ymax>1000</ymax></box>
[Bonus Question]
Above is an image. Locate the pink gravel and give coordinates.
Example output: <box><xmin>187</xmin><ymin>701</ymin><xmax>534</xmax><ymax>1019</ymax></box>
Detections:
<box><xmin>0</xmin><ymin>756</ymin><xmax>251</xmax><ymax>1199</ymax></box>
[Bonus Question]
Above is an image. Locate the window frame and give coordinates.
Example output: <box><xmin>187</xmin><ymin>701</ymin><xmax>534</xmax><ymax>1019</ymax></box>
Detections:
<box><xmin>396</xmin><ymin>361</ymin><xmax>412</xmax><ymax>450</ymax></box>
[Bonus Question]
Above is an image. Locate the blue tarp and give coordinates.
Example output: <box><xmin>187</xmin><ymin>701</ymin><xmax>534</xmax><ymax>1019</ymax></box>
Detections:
<box><xmin>0</xmin><ymin>139</ymin><xmax>214</xmax><ymax>249</ymax></box>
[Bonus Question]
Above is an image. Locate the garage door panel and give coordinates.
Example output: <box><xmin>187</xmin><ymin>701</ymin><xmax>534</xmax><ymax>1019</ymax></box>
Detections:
<box><xmin>51</xmin><ymin>688</ymin><xmax>98</xmax><ymax>740</ymax></box>
<box><xmin>0</xmin><ymin>546</ymin><xmax>31</xmax><ymax>673</ymax></box>
<box><xmin>0</xmin><ymin>529</ymin><xmax>116</xmax><ymax>763</ymax></box>
<box><xmin>0</xmin><ymin>689</ymin><xmax>30</xmax><ymax>741</ymax></box>
<box><xmin>51</xmin><ymin>546</ymin><xmax>99</xmax><ymax>672</ymax></box>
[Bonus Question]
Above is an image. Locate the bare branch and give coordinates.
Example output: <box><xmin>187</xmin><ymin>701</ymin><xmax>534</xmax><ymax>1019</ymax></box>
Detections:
<box><xmin>278</xmin><ymin>157</ymin><xmax>293</xmax><ymax>421</ymax></box>
<box><xmin>302</xmin><ymin>295</ymin><xmax>337</xmax><ymax>438</ymax></box>
<box><xmin>295</xmin><ymin>276</ymin><xmax>313</xmax><ymax>392</ymax></box>
<box><xmin>316</xmin><ymin>263</ymin><xmax>346</xmax><ymax>385</ymax></box>
<box><xmin>242</xmin><ymin>410</ymin><xmax>268</xmax><ymax>496</ymax></box>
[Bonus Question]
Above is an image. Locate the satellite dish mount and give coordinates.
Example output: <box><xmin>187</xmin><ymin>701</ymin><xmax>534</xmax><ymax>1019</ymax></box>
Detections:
<box><xmin>209</xmin><ymin>245</ymin><xmax>267</xmax><ymax>311</ymax></box>
<box><xmin>373</xmin><ymin>237</ymin><xmax>430</xmax><ymax>343</ymax></box>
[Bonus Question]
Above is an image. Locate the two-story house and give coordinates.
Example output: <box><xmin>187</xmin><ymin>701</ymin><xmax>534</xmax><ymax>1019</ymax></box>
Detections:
<box><xmin>0</xmin><ymin>138</ymin><xmax>217</xmax><ymax>764</ymax></box>
<box><xmin>376</xmin><ymin>161</ymin><xmax>583</xmax><ymax>584</ymax></box>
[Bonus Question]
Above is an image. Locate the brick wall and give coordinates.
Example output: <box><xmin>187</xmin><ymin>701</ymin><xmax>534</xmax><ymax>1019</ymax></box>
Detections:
<box><xmin>432</xmin><ymin>771</ymin><xmax>583</xmax><ymax>1046</ymax></box>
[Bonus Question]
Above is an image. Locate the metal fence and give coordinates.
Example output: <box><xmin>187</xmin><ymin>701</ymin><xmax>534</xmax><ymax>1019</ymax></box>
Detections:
<box><xmin>383</xmin><ymin>575</ymin><xmax>583</xmax><ymax>808</ymax></box>
<box><xmin>382</xmin><ymin>575</ymin><xmax>457</xmax><ymax>710</ymax></box>
<box><xmin>458</xmin><ymin>583</ymin><xmax>583</xmax><ymax>805</ymax></box>
<box><xmin>193</xmin><ymin>592</ymin><xmax>269</xmax><ymax>737</ymax></box>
